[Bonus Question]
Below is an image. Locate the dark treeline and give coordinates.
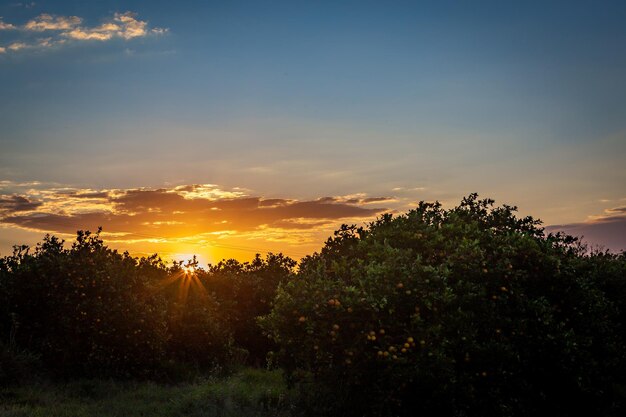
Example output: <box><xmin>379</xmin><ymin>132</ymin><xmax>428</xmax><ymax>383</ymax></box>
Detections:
<box><xmin>1</xmin><ymin>194</ymin><xmax>625</xmax><ymax>417</ymax></box>
<box><xmin>0</xmin><ymin>229</ymin><xmax>295</xmax><ymax>381</ymax></box>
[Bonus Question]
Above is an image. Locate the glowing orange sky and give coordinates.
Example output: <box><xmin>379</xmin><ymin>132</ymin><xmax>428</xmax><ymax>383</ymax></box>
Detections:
<box><xmin>1</xmin><ymin>4</ymin><xmax>626</xmax><ymax>261</ymax></box>
<box><xmin>0</xmin><ymin>182</ymin><xmax>394</xmax><ymax>263</ymax></box>
<box><xmin>1</xmin><ymin>181</ymin><xmax>624</xmax><ymax>263</ymax></box>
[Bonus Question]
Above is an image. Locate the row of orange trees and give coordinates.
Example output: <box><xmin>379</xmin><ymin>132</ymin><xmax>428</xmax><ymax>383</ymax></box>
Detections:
<box><xmin>259</xmin><ymin>195</ymin><xmax>626</xmax><ymax>416</ymax></box>
<box><xmin>1</xmin><ymin>194</ymin><xmax>625</xmax><ymax>416</ymax></box>
<box><xmin>0</xmin><ymin>229</ymin><xmax>294</xmax><ymax>380</ymax></box>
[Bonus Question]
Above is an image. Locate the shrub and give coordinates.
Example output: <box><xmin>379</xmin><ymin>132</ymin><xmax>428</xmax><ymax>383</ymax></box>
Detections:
<box><xmin>0</xmin><ymin>230</ymin><xmax>169</xmax><ymax>378</ymax></box>
<box><xmin>0</xmin><ymin>231</ymin><xmax>292</xmax><ymax>379</ymax></box>
<box><xmin>160</xmin><ymin>259</ymin><xmax>235</xmax><ymax>372</ymax></box>
<box><xmin>260</xmin><ymin>194</ymin><xmax>625</xmax><ymax>417</ymax></box>
<box><xmin>205</xmin><ymin>254</ymin><xmax>296</xmax><ymax>364</ymax></box>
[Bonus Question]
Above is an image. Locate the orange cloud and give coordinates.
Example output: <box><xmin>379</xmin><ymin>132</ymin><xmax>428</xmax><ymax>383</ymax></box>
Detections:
<box><xmin>1</xmin><ymin>11</ymin><xmax>167</xmax><ymax>53</ymax></box>
<box><xmin>0</xmin><ymin>195</ymin><xmax>42</xmax><ymax>213</ymax></box>
<box><xmin>0</xmin><ymin>18</ymin><xmax>16</xmax><ymax>30</ymax></box>
<box><xmin>24</xmin><ymin>14</ymin><xmax>82</xmax><ymax>31</ymax></box>
<box><xmin>0</xmin><ymin>182</ymin><xmax>390</xmax><ymax>262</ymax></box>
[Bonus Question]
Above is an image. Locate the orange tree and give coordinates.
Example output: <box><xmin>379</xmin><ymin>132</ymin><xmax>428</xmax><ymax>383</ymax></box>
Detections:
<box><xmin>0</xmin><ymin>230</ymin><xmax>169</xmax><ymax>378</ymax></box>
<box><xmin>204</xmin><ymin>253</ymin><xmax>296</xmax><ymax>364</ymax></box>
<box><xmin>260</xmin><ymin>194</ymin><xmax>625</xmax><ymax>417</ymax></box>
<box><xmin>159</xmin><ymin>258</ymin><xmax>234</xmax><ymax>372</ymax></box>
<box><xmin>0</xmin><ymin>230</ymin><xmax>293</xmax><ymax>379</ymax></box>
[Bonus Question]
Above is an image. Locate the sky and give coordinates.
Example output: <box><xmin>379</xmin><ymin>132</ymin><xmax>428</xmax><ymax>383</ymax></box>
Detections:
<box><xmin>1</xmin><ymin>0</ymin><xmax>625</xmax><ymax>263</ymax></box>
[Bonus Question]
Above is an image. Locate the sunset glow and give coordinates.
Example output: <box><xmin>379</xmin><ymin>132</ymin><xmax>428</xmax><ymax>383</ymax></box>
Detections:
<box><xmin>1</xmin><ymin>2</ymin><xmax>625</xmax><ymax>415</ymax></box>
<box><xmin>1</xmin><ymin>2</ymin><xmax>625</xmax><ymax>259</ymax></box>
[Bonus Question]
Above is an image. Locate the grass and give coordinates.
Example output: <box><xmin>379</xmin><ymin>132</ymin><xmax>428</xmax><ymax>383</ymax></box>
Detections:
<box><xmin>0</xmin><ymin>368</ymin><xmax>298</xmax><ymax>417</ymax></box>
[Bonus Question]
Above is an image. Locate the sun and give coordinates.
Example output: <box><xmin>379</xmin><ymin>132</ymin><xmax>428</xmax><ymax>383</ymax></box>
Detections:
<box><xmin>183</xmin><ymin>265</ymin><xmax>196</xmax><ymax>275</ymax></box>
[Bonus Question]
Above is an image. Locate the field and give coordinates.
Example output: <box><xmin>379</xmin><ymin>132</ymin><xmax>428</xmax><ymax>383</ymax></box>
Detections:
<box><xmin>0</xmin><ymin>369</ymin><xmax>295</xmax><ymax>417</ymax></box>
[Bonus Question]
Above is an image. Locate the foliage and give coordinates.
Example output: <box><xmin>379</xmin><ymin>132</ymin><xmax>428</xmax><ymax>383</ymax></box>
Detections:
<box><xmin>160</xmin><ymin>258</ymin><xmax>234</xmax><ymax>372</ymax></box>
<box><xmin>0</xmin><ymin>230</ymin><xmax>169</xmax><ymax>378</ymax></box>
<box><xmin>203</xmin><ymin>254</ymin><xmax>296</xmax><ymax>364</ymax></box>
<box><xmin>260</xmin><ymin>194</ymin><xmax>626</xmax><ymax>417</ymax></box>
<box><xmin>0</xmin><ymin>230</ymin><xmax>294</xmax><ymax>378</ymax></box>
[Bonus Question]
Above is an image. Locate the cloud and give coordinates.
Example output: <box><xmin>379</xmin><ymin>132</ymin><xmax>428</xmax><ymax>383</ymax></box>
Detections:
<box><xmin>61</xmin><ymin>12</ymin><xmax>166</xmax><ymax>41</ymax></box>
<box><xmin>0</xmin><ymin>11</ymin><xmax>167</xmax><ymax>53</ymax></box>
<box><xmin>362</xmin><ymin>197</ymin><xmax>396</xmax><ymax>204</ymax></box>
<box><xmin>63</xmin><ymin>27</ymin><xmax>114</xmax><ymax>41</ymax></box>
<box><xmin>545</xmin><ymin>206</ymin><xmax>626</xmax><ymax>253</ymax></box>
<box><xmin>605</xmin><ymin>206</ymin><xmax>626</xmax><ymax>215</ymax></box>
<box><xmin>11</xmin><ymin>2</ymin><xmax>36</xmax><ymax>9</ymax></box>
<box><xmin>0</xmin><ymin>18</ymin><xmax>16</xmax><ymax>30</ymax></box>
<box><xmin>0</xmin><ymin>183</ymin><xmax>389</xmax><ymax>247</ymax></box>
<box><xmin>7</xmin><ymin>42</ymin><xmax>28</xmax><ymax>51</ymax></box>
<box><xmin>0</xmin><ymin>195</ymin><xmax>42</xmax><ymax>213</ymax></box>
<box><xmin>113</xmin><ymin>11</ymin><xmax>150</xmax><ymax>39</ymax></box>
<box><xmin>315</xmin><ymin>195</ymin><xmax>397</xmax><ymax>205</ymax></box>
<box><xmin>24</xmin><ymin>14</ymin><xmax>81</xmax><ymax>31</ymax></box>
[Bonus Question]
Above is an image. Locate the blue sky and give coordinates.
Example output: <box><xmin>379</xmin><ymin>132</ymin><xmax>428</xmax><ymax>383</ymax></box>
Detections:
<box><xmin>1</xmin><ymin>0</ymin><xmax>625</xmax><ymax>259</ymax></box>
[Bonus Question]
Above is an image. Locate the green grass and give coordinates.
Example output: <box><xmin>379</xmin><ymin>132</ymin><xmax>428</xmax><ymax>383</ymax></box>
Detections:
<box><xmin>0</xmin><ymin>368</ymin><xmax>297</xmax><ymax>417</ymax></box>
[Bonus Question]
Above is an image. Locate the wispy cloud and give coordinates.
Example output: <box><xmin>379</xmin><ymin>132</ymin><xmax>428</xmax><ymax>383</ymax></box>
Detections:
<box><xmin>545</xmin><ymin>206</ymin><xmax>626</xmax><ymax>253</ymax></box>
<box><xmin>24</xmin><ymin>14</ymin><xmax>81</xmax><ymax>31</ymax></box>
<box><xmin>0</xmin><ymin>182</ymin><xmax>390</xmax><ymax>256</ymax></box>
<box><xmin>0</xmin><ymin>18</ymin><xmax>16</xmax><ymax>30</ymax></box>
<box><xmin>0</xmin><ymin>195</ymin><xmax>42</xmax><ymax>213</ymax></box>
<box><xmin>7</xmin><ymin>41</ymin><xmax>29</xmax><ymax>51</ymax></box>
<box><xmin>11</xmin><ymin>2</ymin><xmax>36</xmax><ymax>9</ymax></box>
<box><xmin>0</xmin><ymin>11</ymin><xmax>167</xmax><ymax>53</ymax></box>
<box><xmin>60</xmin><ymin>12</ymin><xmax>166</xmax><ymax>41</ymax></box>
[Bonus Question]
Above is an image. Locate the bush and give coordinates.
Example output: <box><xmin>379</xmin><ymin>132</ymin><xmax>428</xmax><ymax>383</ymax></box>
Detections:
<box><xmin>0</xmin><ymin>231</ymin><xmax>290</xmax><ymax>379</ymax></box>
<box><xmin>204</xmin><ymin>254</ymin><xmax>296</xmax><ymax>364</ymax></box>
<box><xmin>260</xmin><ymin>194</ymin><xmax>626</xmax><ymax>417</ymax></box>
<box><xmin>0</xmin><ymin>230</ymin><xmax>169</xmax><ymax>378</ymax></box>
<box><xmin>161</xmin><ymin>259</ymin><xmax>235</xmax><ymax>372</ymax></box>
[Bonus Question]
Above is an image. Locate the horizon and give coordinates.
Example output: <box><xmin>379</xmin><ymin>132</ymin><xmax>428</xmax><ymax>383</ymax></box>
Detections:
<box><xmin>1</xmin><ymin>1</ymin><xmax>625</xmax><ymax>262</ymax></box>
